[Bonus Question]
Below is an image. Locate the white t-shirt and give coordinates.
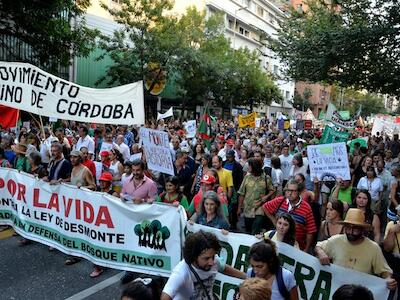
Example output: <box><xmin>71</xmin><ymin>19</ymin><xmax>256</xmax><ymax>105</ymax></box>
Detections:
<box><xmin>100</xmin><ymin>141</ymin><xmax>115</xmax><ymax>153</ymax></box>
<box><xmin>162</xmin><ymin>258</ymin><xmax>224</xmax><ymax>300</ymax></box>
<box><xmin>75</xmin><ymin>135</ymin><xmax>95</xmax><ymax>154</ymax></box>
<box><xmin>116</xmin><ymin>142</ymin><xmax>130</xmax><ymax>161</ymax></box>
<box><xmin>357</xmin><ymin>176</ymin><xmax>383</xmax><ymax>202</ymax></box>
<box><xmin>279</xmin><ymin>154</ymin><xmax>293</xmax><ymax>180</ymax></box>
<box><xmin>272</xmin><ymin>168</ymin><xmax>283</xmax><ymax>187</ymax></box>
<box><xmin>246</xmin><ymin>267</ymin><xmax>296</xmax><ymax>300</ymax></box>
<box><xmin>40</xmin><ymin>136</ymin><xmax>58</xmax><ymax>164</ymax></box>
<box><xmin>289</xmin><ymin>164</ymin><xmax>308</xmax><ymax>178</ymax></box>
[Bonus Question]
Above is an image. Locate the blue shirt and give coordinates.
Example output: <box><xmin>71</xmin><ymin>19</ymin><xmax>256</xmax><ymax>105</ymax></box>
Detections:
<box><xmin>197</xmin><ymin>214</ymin><xmax>229</xmax><ymax>230</ymax></box>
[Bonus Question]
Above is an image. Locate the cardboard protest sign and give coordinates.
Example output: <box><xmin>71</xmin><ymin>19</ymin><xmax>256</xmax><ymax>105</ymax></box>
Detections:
<box><xmin>307</xmin><ymin>142</ymin><xmax>351</xmax><ymax>180</ymax></box>
<box><xmin>188</xmin><ymin>223</ymin><xmax>389</xmax><ymax>300</ymax></box>
<box><xmin>140</xmin><ymin>128</ymin><xmax>174</xmax><ymax>175</ymax></box>
<box><xmin>185</xmin><ymin>120</ymin><xmax>196</xmax><ymax>138</ymax></box>
<box><xmin>238</xmin><ymin>112</ymin><xmax>256</xmax><ymax>128</ymax></box>
<box><xmin>0</xmin><ymin>62</ymin><xmax>144</xmax><ymax>125</ymax></box>
<box><xmin>0</xmin><ymin>169</ymin><xmax>182</xmax><ymax>276</ymax></box>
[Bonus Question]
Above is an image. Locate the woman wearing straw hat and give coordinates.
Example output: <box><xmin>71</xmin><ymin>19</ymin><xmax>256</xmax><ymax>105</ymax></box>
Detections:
<box><xmin>315</xmin><ymin>208</ymin><xmax>396</xmax><ymax>290</ymax></box>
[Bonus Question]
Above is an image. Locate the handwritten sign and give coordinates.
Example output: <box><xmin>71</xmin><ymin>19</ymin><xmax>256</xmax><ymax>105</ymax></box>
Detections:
<box><xmin>307</xmin><ymin>142</ymin><xmax>351</xmax><ymax>180</ymax></box>
<box><xmin>185</xmin><ymin>120</ymin><xmax>196</xmax><ymax>138</ymax></box>
<box><xmin>140</xmin><ymin>128</ymin><xmax>174</xmax><ymax>175</ymax></box>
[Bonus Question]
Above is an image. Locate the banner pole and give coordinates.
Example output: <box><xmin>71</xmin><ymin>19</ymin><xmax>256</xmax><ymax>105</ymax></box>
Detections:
<box><xmin>39</xmin><ymin>115</ymin><xmax>46</xmax><ymax>141</ymax></box>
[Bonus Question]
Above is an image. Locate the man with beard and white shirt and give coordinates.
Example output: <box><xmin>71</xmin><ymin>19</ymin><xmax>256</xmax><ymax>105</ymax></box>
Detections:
<box><xmin>74</xmin><ymin>125</ymin><xmax>95</xmax><ymax>156</ymax></box>
<box><xmin>279</xmin><ymin>144</ymin><xmax>293</xmax><ymax>188</ymax></box>
<box><xmin>315</xmin><ymin>208</ymin><xmax>396</xmax><ymax>290</ymax></box>
<box><xmin>161</xmin><ymin>230</ymin><xmax>245</xmax><ymax>300</ymax></box>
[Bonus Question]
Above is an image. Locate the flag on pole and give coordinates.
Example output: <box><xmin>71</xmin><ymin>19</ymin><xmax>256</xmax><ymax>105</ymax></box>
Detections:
<box><xmin>0</xmin><ymin>105</ymin><xmax>19</xmax><ymax>129</ymax></box>
<box><xmin>198</xmin><ymin>105</ymin><xmax>214</xmax><ymax>150</ymax></box>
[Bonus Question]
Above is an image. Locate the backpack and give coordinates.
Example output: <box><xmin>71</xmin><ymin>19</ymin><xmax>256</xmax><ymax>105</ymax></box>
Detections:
<box><xmin>250</xmin><ymin>266</ymin><xmax>290</xmax><ymax>299</ymax></box>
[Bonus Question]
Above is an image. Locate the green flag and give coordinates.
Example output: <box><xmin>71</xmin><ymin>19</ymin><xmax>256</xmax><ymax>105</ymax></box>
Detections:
<box><xmin>198</xmin><ymin>105</ymin><xmax>214</xmax><ymax>150</ymax></box>
<box><xmin>320</xmin><ymin>125</ymin><xmax>349</xmax><ymax>144</ymax></box>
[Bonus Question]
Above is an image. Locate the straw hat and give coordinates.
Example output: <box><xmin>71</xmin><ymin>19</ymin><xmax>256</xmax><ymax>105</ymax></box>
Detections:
<box><xmin>11</xmin><ymin>144</ymin><xmax>27</xmax><ymax>155</ymax></box>
<box><xmin>339</xmin><ymin>208</ymin><xmax>371</xmax><ymax>228</ymax></box>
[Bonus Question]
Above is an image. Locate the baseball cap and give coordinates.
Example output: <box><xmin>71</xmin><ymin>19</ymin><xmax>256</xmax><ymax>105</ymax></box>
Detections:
<box><xmin>99</xmin><ymin>172</ymin><xmax>113</xmax><ymax>182</ymax></box>
<box><xmin>100</xmin><ymin>150</ymin><xmax>110</xmax><ymax>157</ymax></box>
<box><xmin>200</xmin><ymin>174</ymin><xmax>216</xmax><ymax>185</ymax></box>
<box><xmin>226</xmin><ymin>139</ymin><xmax>235</xmax><ymax>146</ymax></box>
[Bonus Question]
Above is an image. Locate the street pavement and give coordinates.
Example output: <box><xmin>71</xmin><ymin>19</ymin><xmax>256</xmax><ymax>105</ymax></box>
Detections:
<box><xmin>0</xmin><ymin>229</ymin><xmax>134</xmax><ymax>300</ymax></box>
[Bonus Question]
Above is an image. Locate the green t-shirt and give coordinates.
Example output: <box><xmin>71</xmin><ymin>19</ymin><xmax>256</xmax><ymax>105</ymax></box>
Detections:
<box><xmin>156</xmin><ymin>192</ymin><xmax>189</xmax><ymax>209</ymax></box>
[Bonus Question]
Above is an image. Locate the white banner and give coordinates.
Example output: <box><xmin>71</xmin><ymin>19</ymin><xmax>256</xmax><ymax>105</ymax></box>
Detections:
<box><xmin>307</xmin><ymin>142</ymin><xmax>351</xmax><ymax>181</ymax></box>
<box><xmin>0</xmin><ymin>168</ymin><xmax>183</xmax><ymax>276</ymax></box>
<box><xmin>0</xmin><ymin>62</ymin><xmax>145</xmax><ymax>125</ymax></box>
<box><xmin>187</xmin><ymin>223</ymin><xmax>389</xmax><ymax>300</ymax></box>
<box><xmin>325</xmin><ymin>103</ymin><xmax>359</xmax><ymax>129</ymax></box>
<box><xmin>157</xmin><ymin>107</ymin><xmax>173</xmax><ymax>121</ymax></box>
<box><xmin>185</xmin><ymin>120</ymin><xmax>196</xmax><ymax>138</ymax></box>
<box><xmin>140</xmin><ymin>128</ymin><xmax>174</xmax><ymax>176</ymax></box>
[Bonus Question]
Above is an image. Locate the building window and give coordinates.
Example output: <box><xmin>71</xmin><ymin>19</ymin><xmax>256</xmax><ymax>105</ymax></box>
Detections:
<box><xmin>244</xmin><ymin>30</ymin><xmax>250</xmax><ymax>37</ymax></box>
<box><xmin>286</xmin><ymin>91</ymin><xmax>290</xmax><ymax>100</ymax></box>
<box><xmin>265</xmin><ymin>60</ymin><xmax>270</xmax><ymax>70</ymax></box>
<box><xmin>228</xmin><ymin>19</ymin><xmax>234</xmax><ymax>29</ymax></box>
<box><xmin>256</xmin><ymin>5</ymin><xmax>264</xmax><ymax>17</ymax></box>
<box><xmin>242</xmin><ymin>0</ymin><xmax>251</xmax><ymax>9</ymax></box>
<box><xmin>239</xmin><ymin>27</ymin><xmax>244</xmax><ymax>35</ymax></box>
<box><xmin>273</xmin><ymin>65</ymin><xmax>279</xmax><ymax>75</ymax></box>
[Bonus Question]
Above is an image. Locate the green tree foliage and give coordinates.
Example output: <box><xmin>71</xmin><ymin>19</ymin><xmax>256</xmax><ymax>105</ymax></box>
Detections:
<box><xmin>291</xmin><ymin>87</ymin><xmax>312</xmax><ymax>111</ymax></box>
<box><xmin>272</xmin><ymin>0</ymin><xmax>400</xmax><ymax>97</ymax></box>
<box><xmin>99</xmin><ymin>3</ymin><xmax>282</xmax><ymax>107</ymax></box>
<box><xmin>332</xmin><ymin>87</ymin><xmax>386</xmax><ymax>117</ymax></box>
<box><xmin>0</xmin><ymin>0</ymin><xmax>98</xmax><ymax>72</ymax></box>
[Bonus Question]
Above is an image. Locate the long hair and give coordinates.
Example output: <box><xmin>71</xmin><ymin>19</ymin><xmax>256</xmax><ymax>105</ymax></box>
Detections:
<box><xmin>248</xmin><ymin>157</ymin><xmax>263</xmax><ymax>177</ymax></box>
<box><xmin>248</xmin><ymin>240</ymin><xmax>280</xmax><ymax>275</ymax></box>
<box><xmin>111</xmin><ymin>148</ymin><xmax>124</xmax><ymax>164</ymax></box>
<box><xmin>352</xmin><ymin>189</ymin><xmax>373</xmax><ymax>223</ymax></box>
<box><xmin>328</xmin><ymin>199</ymin><xmax>344</xmax><ymax>220</ymax></box>
<box><xmin>199</xmin><ymin>191</ymin><xmax>226</xmax><ymax>220</ymax></box>
<box><xmin>276</xmin><ymin>213</ymin><xmax>297</xmax><ymax>246</ymax></box>
<box><xmin>293</xmin><ymin>153</ymin><xmax>303</xmax><ymax>167</ymax></box>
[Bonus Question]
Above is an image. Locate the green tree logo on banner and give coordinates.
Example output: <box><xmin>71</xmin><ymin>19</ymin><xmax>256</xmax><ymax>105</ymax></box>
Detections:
<box><xmin>134</xmin><ymin>219</ymin><xmax>171</xmax><ymax>251</ymax></box>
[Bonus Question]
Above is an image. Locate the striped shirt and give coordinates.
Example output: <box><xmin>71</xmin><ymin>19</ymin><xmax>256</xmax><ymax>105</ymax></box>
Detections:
<box><xmin>263</xmin><ymin>196</ymin><xmax>317</xmax><ymax>250</ymax></box>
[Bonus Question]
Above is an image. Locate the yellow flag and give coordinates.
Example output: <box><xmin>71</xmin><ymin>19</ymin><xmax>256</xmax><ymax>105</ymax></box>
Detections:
<box><xmin>238</xmin><ymin>112</ymin><xmax>257</xmax><ymax>128</ymax></box>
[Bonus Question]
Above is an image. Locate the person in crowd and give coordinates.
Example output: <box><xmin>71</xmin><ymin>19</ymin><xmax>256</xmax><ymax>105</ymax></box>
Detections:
<box><xmin>315</xmin><ymin>208</ymin><xmax>396</xmax><ymax>290</ymax></box>
<box><xmin>319</xmin><ymin>199</ymin><xmax>344</xmax><ymax>241</ymax></box>
<box><xmin>238</xmin><ymin>157</ymin><xmax>275</xmax><ymax>234</ymax></box>
<box><xmin>12</xmin><ymin>144</ymin><xmax>30</xmax><ymax>172</ymax></box>
<box><xmin>55</xmin><ymin>127</ymin><xmax>71</xmax><ymax>157</ymax></box>
<box><xmin>161</xmin><ymin>231</ymin><xmax>246</xmax><ymax>300</ymax></box>
<box><xmin>0</xmin><ymin>146</ymin><xmax>11</xmax><ymax>168</ymax></box>
<box><xmin>1</xmin><ymin>135</ymin><xmax>16</xmax><ymax>164</ymax></box>
<box><xmin>156</xmin><ymin>176</ymin><xmax>189</xmax><ymax>209</ymax></box>
<box><xmin>80</xmin><ymin>146</ymin><xmax>96</xmax><ymax>178</ymax></box>
<box><xmin>357</xmin><ymin>166</ymin><xmax>383</xmax><ymax>214</ymax></box>
<box><xmin>174</xmin><ymin>150</ymin><xmax>193</xmax><ymax>195</ymax></box>
<box><xmin>223</xmin><ymin>149</ymin><xmax>244</xmax><ymax>230</ymax></box>
<box><xmin>100</xmin><ymin>150</ymin><xmax>111</xmax><ymax>172</ymax></box>
<box><xmin>235</xmin><ymin>278</ymin><xmax>271</xmax><ymax>300</ymax></box>
<box><xmin>329</xmin><ymin>178</ymin><xmax>353</xmax><ymax>212</ymax></box>
<box><xmin>109</xmin><ymin>148</ymin><xmax>124</xmax><ymax>193</ymax></box>
<box><xmin>239</xmin><ymin>148</ymin><xmax>249</xmax><ymax>173</ymax></box>
<box><xmin>115</xmin><ymin>134</ymin><xmax>130</xmax><ymax>161</ymax></box>
<box><xmin>212</xmin><ymin>155</ymin><xmax>234</xmax><ymax>200</ymax></box>
<box><xmin>190</xmin><ymin>190</ymin><xmax>229</xmax><ymax>234</ymax></box>
<box><xmin>389</xmin><ymin>165</ymin><xmax>400</xmax><ymax>218</ymax></box>
<box><xmin>189</xmin><ymin>173</ymin><xmax>228</xmax><ymax>218</ymax></box>
<box><xmin>271</xmin><ymin>156</ymin><xmax>283</xmax><ymax>196</ymax></box>
<box><xmin>74</xmin><ymin>125</ymin><xmax>95</xmax><ymax>156</ymax></box>
<box><xmin>193</xmin><ymin>144</ymin><xmax>205</xmax><ymax>166</ymax></box>
<box><xmin>27</xmin><ymin>150</ymin><xmax>48</xmax><ymax>179</ymax></box>
<box><xmin>120</xmin><ymin>159</ymin><xmax>157</xmax><ymax>204</ymax></box>
<box><xmin>352</xmin><ymin>155</ymin><xmax>373</xmax><ymax>187</ymax></box>
<box><xmin>170</xmin><ymin>137</ymin><xmax>181</xmax><ymax>161</ymax></box>
<box><xmin>121</xmin><ymin>160</ymin><xmax>133</xmax><ymax>186</ymax></box>
<box><xmin>247</xmin><ymin>240</ymin><xmax>299</xmax><ymax>300</ymax></box>
<box><xmin>69</xmin><ymin>150</ymin><xmax>96</xmax><ymax>190</ymax></box>
<box><xmin>263</xmin><ymin>179</ymin><xmax>317</xmax><ymax>252</ymax></box>
<box><xmin>294</xmin><ymin>173</ymin><xmax>314</xmax><ymax>203</ymax></box>
<box><xmin>40</xmin><ymin>127</ymin><xmax>58</xmax><ymax>169</ymax></box>
<box><xmin>100</xmin><ymin>130</ymin><xmax>115</xmax><ymax>153</ymax></box>
<box><xmin>121</xmin><ymin>276</ymin><xmax>164</xmax><ymax>300</ymax></box>
<box><xmin>218</xmin><ymin>139</ymin><xmax>238</xmax><ymax>162</ymax></box>
<box><xmin>350</xmin><ymin>189</ymin><xmax>381</xmax><ymax>243</ymax></box>
<box><xmin>44</xmin><ymin>142</ymin><xmax>72</xmax><ymax>183</ymax></box>
<box><xmin>332</xmin><ymin>284</ymin><xmax>374</xmax><ymax>300</ymax></box>
<box><xmin>385</xmin><ymin>150</ymin><xmax>394</xmax><ymax>171</ymax></box>
<box><xmin>261</xmin><ymin>212</ymin><xmax>299</xmax><ymax>249</ymax></box>
<box><xmin>191</xmin><ymin>153</ymin><xmax>211</xmax><ymax>196</ymax></box>
<box><xmin>289</xmin><ymin>153</ymin><xmax>307</xmax><ymax>178</ymax></box>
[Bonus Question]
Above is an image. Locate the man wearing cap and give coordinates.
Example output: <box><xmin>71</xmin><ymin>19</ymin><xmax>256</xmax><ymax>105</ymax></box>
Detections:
<box><xmin>69</xmin><ymin>150</ymin><xmax>96</xmax><ymax>190</ymax></box>
<box><xmin>100</xmin><ymin>150</ymin><xmax>111</xmax><ymax>172</ymax></box>
<box><xmin>75</xmin><ymin>125</ymin><xmax>95</xmax><ymax>156</ymax></box>
<box><xmin>218</xmin><ymin>139</ymin><xmax>239</xmax><ymax>162</ymax></box>
<box><xmin>315</xmin><ymin>208</ymin><xmax>396</xmax><ymax>290</ymax></box>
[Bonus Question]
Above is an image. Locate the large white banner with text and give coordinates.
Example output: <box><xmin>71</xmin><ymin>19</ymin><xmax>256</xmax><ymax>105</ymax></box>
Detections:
<box><xmin>0</xmin><ymin>61</ymin><xmax>145</xmax><ymax>125</ymax></box>
<box><xmin>0</xmin><ymin>168</ymin><xmax>182</xmax><ymax>276</ymax></box>
<box><xmin>187</xmin><ymin>223</ymin><xmax>389</xmax><ymax>300</ymax></box>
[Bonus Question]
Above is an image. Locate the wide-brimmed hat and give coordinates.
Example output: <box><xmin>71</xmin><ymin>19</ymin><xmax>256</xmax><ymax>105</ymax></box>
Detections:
<box><xmin>339</xmin><ymin>208</ymin><xmax>371</xmax><ymax>228</ymax></box>
<box><xmin>12</xmin><ymin>144</ymin><xmax>27</xmax><ymax>155</ymax></box>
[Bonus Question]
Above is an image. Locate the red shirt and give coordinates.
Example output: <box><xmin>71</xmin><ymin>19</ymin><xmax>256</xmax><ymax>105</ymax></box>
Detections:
<box><xmin>192</xmin><ymin>187</ymin><xmax>227</xmax><ymax>213</ymax></box>
<box><xmin>82</xmin><ymin>159</ymin><xmax>96</xmax><ymax>178</ymax></box>
<box><xmin>263</xmin><ymin>196</ymin><xmax>317</xmax><ymax>250</ymax></box>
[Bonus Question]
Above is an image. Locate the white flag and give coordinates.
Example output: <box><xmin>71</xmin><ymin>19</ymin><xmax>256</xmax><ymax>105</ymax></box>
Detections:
<box><xmin>157</xmin><ymin>107</ymin><xmax>173</xmax><ymax>121</ymax></box>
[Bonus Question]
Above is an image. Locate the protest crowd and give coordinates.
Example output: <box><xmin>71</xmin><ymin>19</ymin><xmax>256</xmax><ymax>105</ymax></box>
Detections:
<box><xmin>2</xmin><ymin>110</ymin><xmax>400</xmax><ymax>300</ymax></box>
